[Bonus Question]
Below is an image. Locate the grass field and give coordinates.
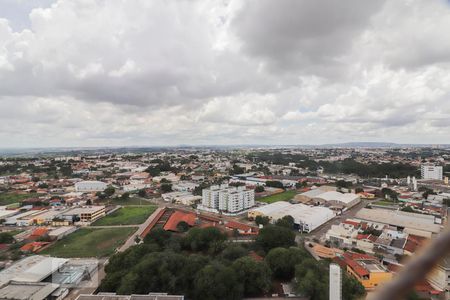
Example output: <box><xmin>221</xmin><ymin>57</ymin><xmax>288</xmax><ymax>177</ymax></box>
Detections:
<box><xmin>40</xmin><ymin>227</ymin><xmax>135</xmax><ymax>258</ymax></box>
<box><xmin>92</xmin><ymin>206</ymin><xmax>157</xmax><ymax>226</ymax></box>
<box><xmin>258</xmin><ymin>190</ymin><xmax>297</xmax><ymax>204</ymax></box>
<box><xmin>0</xmin><ymin>193</ymin><xmax>41</xmax><ymax>206</ymax></box>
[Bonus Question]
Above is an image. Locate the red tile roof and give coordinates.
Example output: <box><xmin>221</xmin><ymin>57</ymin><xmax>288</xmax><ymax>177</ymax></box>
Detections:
<box><xmin>31</xmin><ymin>228</ymin><xmax>48</xmax><ymax>237</ymax></box>
<box><xmin>225</xmin><ymin>221</ymin><xmax>258</xmax><ymax>234</ymax></box>
<box><xmin>356</xmin><ymin>234</ymin><xmax>369</xmax><ymax>240</ymax></box>
<box><xmin>343</xmin><ymin>220</ymin><xmax>360</xmax><ymax>227</ymax></box>
<box><xmin>20</xmin><ymin>241</ymin><xmax>49</xmax><ymax>252</ymax></box>
<box><xmin>163</xmin><ymin>211</ymin><xmax>196</xmax><ymax>232</ymax></box>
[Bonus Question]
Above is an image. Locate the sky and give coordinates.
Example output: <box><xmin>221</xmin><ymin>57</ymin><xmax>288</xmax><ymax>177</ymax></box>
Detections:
<box><xmin>0</xmin><ymin>0</ymin><xmax>450</xmax><ymax>148</ymax></box>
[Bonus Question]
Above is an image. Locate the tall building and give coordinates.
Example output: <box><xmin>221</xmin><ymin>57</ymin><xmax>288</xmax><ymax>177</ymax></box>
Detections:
<box><xmin>421</xmin><ymin>164</ymin><xmax>443</xmax><ymax>180</ymax></box>
<box><xmin>202</xmin><ymin>184</ymin><xmax>255</xmax><ymax>213</ymax></box>
<box><xmin>329</xmin><ymin>263</ymin><xmax>342</xmax><ymax>300</ymax></box>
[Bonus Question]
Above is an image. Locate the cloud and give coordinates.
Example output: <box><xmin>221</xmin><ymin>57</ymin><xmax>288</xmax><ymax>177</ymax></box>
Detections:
<box><xmin>0</xmin><ymin>0</ymin><xmax>450</xmax><ymax>147</ymax></box>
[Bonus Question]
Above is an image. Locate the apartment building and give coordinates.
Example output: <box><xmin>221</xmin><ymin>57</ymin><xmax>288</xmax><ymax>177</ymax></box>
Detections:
<box><xmin>421</xmin><ymin>164</ymin><xmax>443</xmax><ymax>181</ymax></box>
<box><xmin>202</xmin><ymin>184</ymin><xmax>255</xmax><ymax>213</ymax></box>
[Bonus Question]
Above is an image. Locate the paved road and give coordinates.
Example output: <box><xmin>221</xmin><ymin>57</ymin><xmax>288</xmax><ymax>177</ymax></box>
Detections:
<box><xmin>118</xmin><ymin>206</ymin><xmax>164</xmax><ymax>252</ymax></box>
<box><xmin>305</xmin><ymin>199</ymin><xmax>370</xmax><ymax>241</ymax></box>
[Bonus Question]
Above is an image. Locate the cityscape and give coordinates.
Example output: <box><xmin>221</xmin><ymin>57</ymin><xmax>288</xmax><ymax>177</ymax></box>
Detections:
<box><xmin>1</xmin><ymin>1</ymin><xmax>450</xmax><ymax>300</ymax></box>
<box><xmin>0</xmin><ymin>146</ymin><xmax>449</xmax><ymax>299</ymax></box>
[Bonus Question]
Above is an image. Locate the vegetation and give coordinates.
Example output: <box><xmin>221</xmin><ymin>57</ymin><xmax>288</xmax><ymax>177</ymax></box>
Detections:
<box><xmin>255</xmin><ymin>215</ymin><xmax>270</xmax><ymax>226</ymax></box>
<box><xmin>41</xmin><ymin>227</ymin><xmax>135</xmax><ymax>258</ymax></box>
<box><xmin>255</xmin><ymin>225</ymin><xmax>296</xmax><ymax>253</ymax></box>
<box><xmin>254</xmin><ymin>185</ymin><xmax>265</xmax><ymax>193</ymax></box>
<box><xmin>100</xmin><ymin>221</ymin><xmax>364</xmax><ymax>300</ymax></box>
<box><xmin>295</xmin><ymin>258</ymin><xmax>365</xmax><ymax>300</ymax></box>
<box><xmin>265</xmin><ymin>180</ymin><xmax>284</xmax><ymax>189</ymax></box>
<box><xmin>160</xmin><ymin>183</ymin><xmax>172</xmax><ymax>193</ymax></box>
<box><xmin>92</xmin><ymin>206</ymin><xmax>156</xmax><ymax>226</ymax></box>
<box><xmin>258</xmin><ymin>190</ymin><xmax>297</xmax><ymax>203</ymax></box>
<box><xmin>321</xmin><ymin>159</ymin><xmax>419</xmax><ymax>178</ymax></box>
<box><xmin>0</xmin><ymin>192</ymin><xmax>42</xmax><ymax>206</ymax></box>
<box><xmin>0</xmin><ymin>232</ymin><xmax>15</xmax><ymax>244</ymax></box>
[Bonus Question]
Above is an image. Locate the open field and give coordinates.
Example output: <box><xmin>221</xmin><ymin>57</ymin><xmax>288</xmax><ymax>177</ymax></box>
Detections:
<box><xmin>0</xmin><ymin>192</ymin><xmax>42</xmax><ymax>206</ymax></box>
<box><xmin>258</xmin><ymin>190</ymin><xmax>297</xmax><ymax>204</ymax></box>
<box><xmin>41</xmin><ymin>227</ymin><xmax>135</xmax><ymax>258</ymax></box>
<box><xmin>92</xmin><ymin>206</ymin><xmax>157</xmax><ymax>226</ymax></box>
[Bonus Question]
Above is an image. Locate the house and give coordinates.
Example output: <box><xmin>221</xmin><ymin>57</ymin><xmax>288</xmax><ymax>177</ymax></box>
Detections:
<box><xmin>334</xmin><ymin>252</ymin><xmax>392</xmax><ymax>290</ymax></box>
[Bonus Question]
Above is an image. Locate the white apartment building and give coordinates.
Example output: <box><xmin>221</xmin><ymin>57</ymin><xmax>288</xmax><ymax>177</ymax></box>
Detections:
<box><xmin>421</xmin><ymin>164</ymin><xmax>443</xmax><ymax>180</ymax></box>
<box><xmin>202</xmin><ymin>184</ymin><xmax>255</xmax><ymax>213</ymax></box>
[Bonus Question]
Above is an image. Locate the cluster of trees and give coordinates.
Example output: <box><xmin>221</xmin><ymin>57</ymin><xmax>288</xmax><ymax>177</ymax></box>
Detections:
<box><xmin>265</xmin><ymin>180</ymin><xmax>284</xmax><ymax>189</ymax></box>
<box><xmin>145</xmin><ymin>160</ymin><xmax>174</xmax><ymax>177</ymax></box>
<box><xmin>100</xmin><ymin>227</ymin><xmax>273</xmax><ymax>299</ymax></box>
<box><xmin>0</xmin><ymin>232</ymin><xmax>15</xmax><ymax>244</ymax></box>
<box><xmin>381</xmin><ymin>187</ymin><xmax>399</xmax><ymax>201</ymax></box>
<box><xmin>100</xmin><ymin>222</ymin><xmax>364</xmax><ymax>300</ymax></box>
<box><xmin>321</xmin><ymin>159</ymin><xmax>419</xmax><ymax>178</ymax></box>
<box><xmin>229</xmin><ymin>164</ymin><xmax>245</xmax><ymax>175</ymax></box>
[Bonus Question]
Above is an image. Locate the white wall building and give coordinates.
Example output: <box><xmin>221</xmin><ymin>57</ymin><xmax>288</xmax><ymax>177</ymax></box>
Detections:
<box><xmin>421</xmin><ymin>164</ymin><xmax>443</xmax><ymax>180</ymax></box>
<box><xmin>74</xmin><ymin>181</ymin><xmax>107</xmax><ymax>192</ymax></box>
<box><xmin>202</xmin><ymin>184</ymin><xmax>255</xmax><ymax>213</ymax></box>
<box><xmin>248</xmin><ymin>202</ymin><xmax>335</xmax><ymax>233</ymax></box>
<box><xmin>329</xmin><ymin>263</ymin><xmax>342</xmax><ymax>300</ymax></box>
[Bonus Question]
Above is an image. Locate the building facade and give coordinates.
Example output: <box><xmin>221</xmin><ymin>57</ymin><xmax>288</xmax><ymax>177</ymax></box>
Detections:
<box><xmin>421</xmin><ymin>164</ymin><xmax>443</xmax><ymax>181</ymax></box>
<box><xmin>202</xmin><ymin>184</ymin><xmax>255</xmax><ymax>213</ymax></box>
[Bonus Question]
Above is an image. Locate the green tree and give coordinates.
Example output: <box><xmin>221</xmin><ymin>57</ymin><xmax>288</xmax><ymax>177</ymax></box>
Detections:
<box><xmin>176</xmin><ymin>221</ymin><xmax>189</xmax><ymax>232</ymax></box>
<box><xmin>104</xmin><ymin>186</ymin><xmax>116</xmax><ymax>197</ymax></box>
<box><xmin>138</xmin><ymin>189</ymin><xmax>147</xmax><ymax>197</ymax></box>
<box><xmin>194</xmin><ymin>263</ymin><xmax>243</xmax><ymax>300</ymax></box>
<box><xmin>184</xmin><ymin>227</ymin><xmax>227</xmax><ymax>254</ymax></box>
<box><xmin>161</xmin><ymin>183</ymin><xmax>172</xmax><ymax>193</ymax></box>
<box><xmin>231</xmin><ymin>257</ymin><xmax>272</xmax><ymax>296</ymax></box>
<box><xmin>265</xmin><ymin>247</ymin><xmax>305</xmax><ymax>280</ymax></box>
<box><xmin>255</xmin><ymin>225</ymin><xmax>295</xmax><ymax>253</ymax></box>
<box><xmin>220</xmin><ymin>244</ymin><xmax>248</xmax><ymax>262</ymax></box>
<box><xmin>265</xmin><ymin>180</ymin><xmax>284</xmax><ymax>189</ymax></box>
<box><xmin>0</xmin><ymin>232</ymin><xmax>14</xmax><ymax>244</ymax></box>
<box><xmin>275</xmin><ymin>215</ymin><xmax>294</xmax><ymax>229</ymax></box>
<box><xmin>255</xmin><ymin>215</ymin><xmax>270</xmax><ymax>226</ymax></box>
<box><xmin>144</xmin><ymin>228</ymin><xmax>172</xmax><ymax>248</ymax></box>
<box><xmin>254</xmin><ymin>185</ymin><xmax>265</xmax><ymax>193</ymax></box>
<box><xmin>121</xmin><ymin>192</ymin><xmax>130</xmax><ymax>200</ymax></box>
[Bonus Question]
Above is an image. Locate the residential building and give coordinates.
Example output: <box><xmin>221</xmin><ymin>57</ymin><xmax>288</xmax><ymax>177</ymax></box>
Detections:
<box><xmin>202</xmin><ymin>184</ymin><xmax>255</xmax><ymax>213</ymax></box>
<box><xmin>334</xmin><ymin>252</ymin><xmax>393</xmax><ymax>290</ymax></box>
<box><xmin>421</xmin><ymin>164</ymin><xmax>443</xmax><ymax>181</ymax></box>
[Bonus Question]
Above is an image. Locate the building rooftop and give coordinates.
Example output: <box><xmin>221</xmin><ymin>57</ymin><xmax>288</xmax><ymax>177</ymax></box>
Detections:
<box><xmin>0</xmin><ymin>255</ymin><xmax>68</xmax><ymax>287</ymax></box>
<box><xmin>355</xmin><ymin>208</ymin><xmax>441</xmax><ymax>234</ymax></box>
<box><xmin>0</xmin><ymin>282</ymin><xmax>60</xmax><ymax>300</ymax></box>
<box><xmin>77</xmin><ymin>293</ymin><xmax>184</xmax><ymax>300</ymax></box>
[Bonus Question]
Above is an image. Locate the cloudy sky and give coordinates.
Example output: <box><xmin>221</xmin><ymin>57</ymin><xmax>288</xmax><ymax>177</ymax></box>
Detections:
<box><xmin>1</xmin><ymin>0</ymin><xmax>450</xmax><ymax>148</ymax></box>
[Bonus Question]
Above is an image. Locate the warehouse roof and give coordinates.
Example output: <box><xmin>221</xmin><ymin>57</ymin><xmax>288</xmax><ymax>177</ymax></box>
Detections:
<box><xmin>0</xmin><ymin>282</ymin><xmax>60</xmax><ymax>300</ymax></box>
<box><xmin>355</xmin><ymin>208</ymin><xmax>441</xmax><ymax>234</ymax></box>
<box><xmin>0</xmin><ymin>256</ymin><xmax>68</xmax><ymax>287</ymax></box>
<box><xmin>250</xmin><ymin>201</ymin><xmax>292</xmax><ymax>215</ymax></box>
<box><xmin>314</xmin><ymin>191</ymin><xmax>360</xmax><ymax>204</ymax></box>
